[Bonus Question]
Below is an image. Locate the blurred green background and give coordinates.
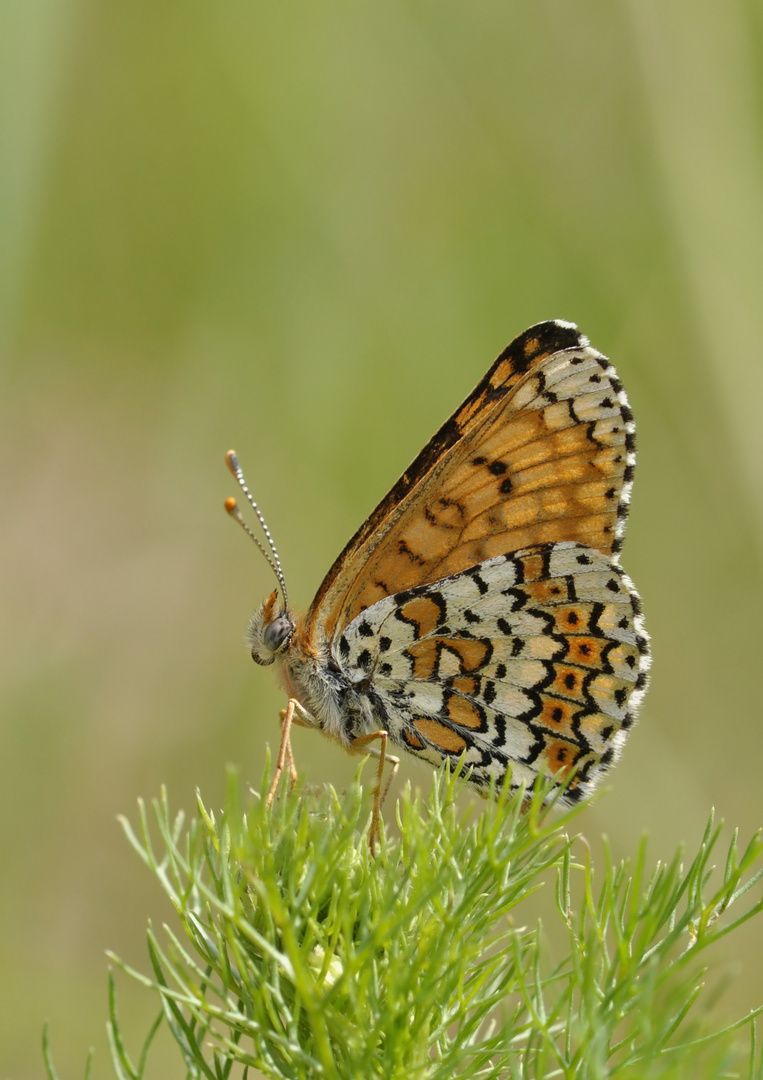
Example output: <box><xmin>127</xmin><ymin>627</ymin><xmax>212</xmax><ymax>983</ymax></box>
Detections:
<box><xmin>2</xmin><ymin>1</ymin><xmax>763</xmax><ymax>1076</ymax></box>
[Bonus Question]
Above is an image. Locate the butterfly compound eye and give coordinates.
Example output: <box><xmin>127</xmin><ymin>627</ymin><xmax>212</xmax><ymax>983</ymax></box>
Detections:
<box><xmin>263</xmin><ymin>615</ymin><xmax>294</xmax><ymax>655</ymax></box>
<box><xmin>247</xmin><ymin>593</ymin><xmax>294</xmax><ymax>665</ymax></box>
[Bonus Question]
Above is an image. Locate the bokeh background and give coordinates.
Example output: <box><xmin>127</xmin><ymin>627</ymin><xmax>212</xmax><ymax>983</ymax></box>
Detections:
<box><xmin>2</xmin><ymin>1</ymin><xmax>763</xmax><ymax>1076</ymax></box>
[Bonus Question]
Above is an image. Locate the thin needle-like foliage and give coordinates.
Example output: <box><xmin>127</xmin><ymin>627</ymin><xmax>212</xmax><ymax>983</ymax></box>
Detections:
<box><xmin>44</xmin><ymin>762</ymin><xmax>763</xmax><ymax>1079</ymax></box>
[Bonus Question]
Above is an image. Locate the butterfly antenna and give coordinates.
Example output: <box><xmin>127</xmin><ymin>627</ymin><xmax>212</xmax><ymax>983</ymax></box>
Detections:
<box><xmin>225</xmin><ymin>450</ymin><xmax>289</xmax><ymax>609</ymax></box>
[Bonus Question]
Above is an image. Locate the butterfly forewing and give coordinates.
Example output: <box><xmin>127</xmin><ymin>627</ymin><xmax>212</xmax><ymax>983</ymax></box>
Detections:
<box><xmin>307</xmin><ymin>322</ymin><xmax>635</xmax><ymax>641</ymax></box>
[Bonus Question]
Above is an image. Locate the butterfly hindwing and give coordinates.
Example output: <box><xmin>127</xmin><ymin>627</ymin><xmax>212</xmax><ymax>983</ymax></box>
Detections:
<box><xmin>337</xmin><ymin>541</ymin><xmax>650</xmax><ymax>800</ymax></box>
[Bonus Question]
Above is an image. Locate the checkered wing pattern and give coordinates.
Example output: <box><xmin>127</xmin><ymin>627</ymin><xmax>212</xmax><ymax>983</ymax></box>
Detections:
<box><xmin>337</xmin><ymin>541</ymin><xmax>649</xmax><ymax>800</ymax></box>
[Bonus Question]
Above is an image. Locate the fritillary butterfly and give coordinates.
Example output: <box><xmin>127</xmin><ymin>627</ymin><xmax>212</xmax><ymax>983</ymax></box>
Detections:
<box><xmin>226</xmin><ymin>321</ymin><xmax>650</xmax><ymax>842</ymax></box>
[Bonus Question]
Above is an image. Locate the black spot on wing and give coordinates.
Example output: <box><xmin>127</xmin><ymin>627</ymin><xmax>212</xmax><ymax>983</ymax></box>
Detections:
<box><xmin>471</xmin><ymin>572</ymin><xmax>489</xmax><ymax>595</ymax></box>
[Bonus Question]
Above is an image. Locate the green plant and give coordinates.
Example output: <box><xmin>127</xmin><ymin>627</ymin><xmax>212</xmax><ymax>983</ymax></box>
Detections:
<box><xmin>44</xmin><ymin>763</ymin><xmax>763</xmax><ymax>1079</ymax></box>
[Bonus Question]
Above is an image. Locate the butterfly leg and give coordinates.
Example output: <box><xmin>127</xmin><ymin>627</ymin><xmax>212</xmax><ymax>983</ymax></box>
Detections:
<box><xmin>267</xmin><ymin>698</ymin><xmax>300</xmax><ymax>806</ymax></box>
<box><xmin>279</xmin><ymin>699</ymin><xmax>316</xmax><ymax>783</ymax></box>
<box><xmin>350</xmin><ymin>730</ymin><xmax>400</xmax><ymax>853</ymax></box>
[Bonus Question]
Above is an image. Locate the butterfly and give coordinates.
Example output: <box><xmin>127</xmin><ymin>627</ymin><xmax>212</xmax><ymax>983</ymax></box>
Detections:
<box><xmin>226</xmin><ymin>320</ymin><xmax>650</xmax><ymax>846</ymax></box>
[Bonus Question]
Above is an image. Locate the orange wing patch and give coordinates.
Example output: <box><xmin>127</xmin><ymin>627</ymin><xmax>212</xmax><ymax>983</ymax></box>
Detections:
<box><xmin>535</xmin><ymin>697</ymin><xmax>583</xmax><ymax>739</ymax></box>
<box><xmin>396</xmin><ymin>595</ymin><xmax>445</xmax><ymax>638</ymax></box>
<box><xmin>412</xmin><ymin>717</ymin><xmax>467</xmax><ymax>754</ymax></box>
<box><xmin>405</xmin><ymin>636</ymin><xmax>493</xmax><ymax>680</ymax></box>
<box><xmin>444</xmin><ymin>693</ymin><xmax>485</xmax><ymax>730</ymax></box>
<box><xmin>564</xmin><ymin>635</ymin><xmax>609</xmax><ymax>668</ymax></box>
<box><xmin>549</xmin><ymin>663</ymin><xmax>589</xmax><ymax>702</ymax></box>
<box><xmin>541</xmin><ymin>738</ymin><xmax>583</xmax><ymax>777</ymax></box>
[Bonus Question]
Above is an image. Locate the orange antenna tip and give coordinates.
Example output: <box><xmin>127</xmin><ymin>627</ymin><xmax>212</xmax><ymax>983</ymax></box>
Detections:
<box><xmin>226</xmin><ymin>450</ymin><xmax>240</xmax><ymax>476</ymax></box>
<box><xmin>224</xmin><ymin>497</ymin><xmax>238</xmax><ymax>514</ymax></box>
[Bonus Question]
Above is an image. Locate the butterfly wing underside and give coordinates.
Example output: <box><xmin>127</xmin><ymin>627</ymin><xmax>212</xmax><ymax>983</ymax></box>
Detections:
<box><xmin>307</xmin><ymin>321</ymin><xmax>636</xmax><ymax>639</ymax></box>
<box><xmin>301</xmin><ymin>320</ymin><xmax>648</xmax><ymax>797</ymax></box>
<box><xmin>336</xmin><ymin>541</ymin><xmax>650</xmax><ymax>800</ymax></box>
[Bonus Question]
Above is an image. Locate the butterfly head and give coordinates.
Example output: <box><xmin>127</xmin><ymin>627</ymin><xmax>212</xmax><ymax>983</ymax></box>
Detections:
<box><xmin>247</xmin><ymin>589</ymin><xmax>295</xmax><ymax>666</ymax></box>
